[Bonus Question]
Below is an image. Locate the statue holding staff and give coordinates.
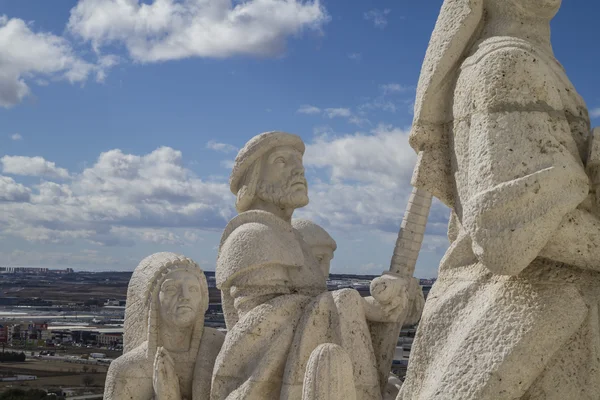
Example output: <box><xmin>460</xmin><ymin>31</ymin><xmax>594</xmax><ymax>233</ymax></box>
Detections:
<box><xmin>398</xmin><ymin>0</ymin><xmax>600</xmax><ymax>399</ymax></box>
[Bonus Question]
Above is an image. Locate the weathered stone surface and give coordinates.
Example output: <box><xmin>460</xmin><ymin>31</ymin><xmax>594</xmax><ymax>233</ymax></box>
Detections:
<box><xmin>399</xmin><ymin>1</ymin><xmax>600</xmax><ymax>399</ymax></box>
<box><xmin>302</xmin><ymin>343</ymin><xmax>357</xmax><ymax>400</ymax></box>
<box><xmin>104</xmin><ymin>252</ymin><xmax>224</xmax><ymax>400</ymax></box>
<box><xmin>212</xmin><ymin>132</ymin><xmax>411</xmax><ymax>400</ymax></box>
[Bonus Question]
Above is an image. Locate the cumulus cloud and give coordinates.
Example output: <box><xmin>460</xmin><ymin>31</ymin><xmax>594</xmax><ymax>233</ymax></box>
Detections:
<box><xmin>364</xmin><ymin>9</ymin><xmax>391</xmax><ymax>29</ymax></box>
<box><xmin>304</xmin><ymin>124</ymin><xmax>415</xmax><ymax>185</ymax></box>
<box><xmin>591</xmin><ymin>108</ymin><xmax>600</xmax><ymax>119</ymax></box>
<box><xmin>0</xmin><ymin>176</ymin><xmax>31</xmax><ymax>202</ymax></box>
<box><xmin>10</xmin><ymin>133</ymin><xmax>23</xmax><ymax>141</ymax></box>
<box><xmin>1</xmin><ymin>155</ymin><xmax>70</xmax><ymax>179</ymax></box>
<box><xmin>68</xmin><ymin>0</ymin><xmax>330</xmax><ymax>63</ymax></box>
<box><xmin>1</xmin><ymin>147</ymin><xmax>234</xmax><ymax>247</ymax></box>
<box><xmin>298</xmin><ymin>125</ymin><xmax>450</xmax><ymax>275</ymax></box>
<box><xmin>0</xmin><ymin>15</ymin><xmax>109</xmax><ymax>108</ymax></box>
<box><xmin>206</xmin><ymin>140</ymin><xmax>238</xmax><ymax>153</ymax></box>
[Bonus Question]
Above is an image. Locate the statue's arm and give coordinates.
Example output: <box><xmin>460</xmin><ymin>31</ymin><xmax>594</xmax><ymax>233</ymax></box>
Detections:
<box><xmin>539</xmin><ymin>208</ymin><xmax>600</xmax><ymax>270</ymax></box>
<box><xmin>459</xmin><ymin>47</ymin><xmax>589</xmax><ymax>276</ymax></box>
<box><xmin>104</xmin><ymin>358</ymin><xmax>153</xmax><ymax>400</ymax></box>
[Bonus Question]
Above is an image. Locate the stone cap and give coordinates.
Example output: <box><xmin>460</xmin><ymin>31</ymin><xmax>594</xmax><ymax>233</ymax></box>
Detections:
<box><xmin>229</xmin><ymin>131</ymin><xmax>305</xmax><ymax>195</ymax></box>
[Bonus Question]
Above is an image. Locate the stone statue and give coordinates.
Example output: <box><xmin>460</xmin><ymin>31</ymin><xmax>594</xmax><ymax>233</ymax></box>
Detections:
<box><xmin>292</xmin><ymin>218</ymin><xmax>424</xmax><ymax>400</ymax></box>
<box><xmin>104</xmin><ymin>252</ymin><xmax>224</xmax><ymax>400</ymax></box>
<box><xmin>291</xmin><ymin>218</ymin><xmax>337</xmax><ymax>278</ymax></box>
<box><xmin>212</xmin><ymin>131</ymin><xmax>410</xmax><ymax>400</ymax></box>
<box><xmin>399</xmin><ymin>0</ymin><xmax>600</xmax><ymax>399</ymax></box>
<box><xmin>292</xmin><ymin>217</ymin><xmax>424</xmax><ymax>328</ymax></box>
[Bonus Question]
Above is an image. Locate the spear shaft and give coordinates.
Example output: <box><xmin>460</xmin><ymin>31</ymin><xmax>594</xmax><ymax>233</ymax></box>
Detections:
<box><xmin>372</xmin><ymin>186</ymin><xmax>432</xmax><ymax>394</ymax></box>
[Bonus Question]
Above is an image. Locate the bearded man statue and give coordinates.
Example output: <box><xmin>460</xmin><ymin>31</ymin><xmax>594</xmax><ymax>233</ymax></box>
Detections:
<box><xmin>212</xmin><ymin>132</ymin><xmax>409</xmax><ymax>400</ymax></box>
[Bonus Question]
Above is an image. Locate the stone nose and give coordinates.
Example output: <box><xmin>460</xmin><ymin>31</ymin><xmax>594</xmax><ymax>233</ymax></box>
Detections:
<box><xmin>179</xmin><ymin>285</ymin><xmax>192</xmax><ymax>301</ymax></box>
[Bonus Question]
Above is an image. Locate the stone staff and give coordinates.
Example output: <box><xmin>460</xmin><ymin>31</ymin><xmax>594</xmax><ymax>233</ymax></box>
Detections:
<box><xmin>588</xmin><ymin>127</ymin><xmax>600</xmax><ymax>213</ymax></box>
<box><xmin>370</xmin><ymin>186</ymin><xmax>431</xmax><ymax>395</ymax></box>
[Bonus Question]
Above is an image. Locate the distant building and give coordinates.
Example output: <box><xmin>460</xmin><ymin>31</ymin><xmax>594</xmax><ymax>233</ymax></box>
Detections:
<box><xmin>0</xmin><ymin>266</ymin><xmax>49</xmax><ymax>274</ymax></box>
<box><xmin>96</xmin><ymin>332</ymin><xmax>123</xmax><ymax>347</ymax></box>
<box><xmin>0</xmin><ymin>325</ymin><xmax>7</xmax><ymax>343</ymax></box>
<box><xmin>0</xmin><ymin>266</ymin><xmax>74</xmax><ymax>274</ymax></box>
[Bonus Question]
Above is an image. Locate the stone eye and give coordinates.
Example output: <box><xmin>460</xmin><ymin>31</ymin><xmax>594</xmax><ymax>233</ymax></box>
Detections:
<box><xmin>274</xmin><ymin>156</ymin><xmax>286</xmax><ymax>164</ymax></box>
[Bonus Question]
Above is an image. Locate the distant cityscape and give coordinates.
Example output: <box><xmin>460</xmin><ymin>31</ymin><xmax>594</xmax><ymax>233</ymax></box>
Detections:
<box><xmin>0</xmin><ymin>266</ymin><xmax>436</xmax><ymax>397</ymax></box>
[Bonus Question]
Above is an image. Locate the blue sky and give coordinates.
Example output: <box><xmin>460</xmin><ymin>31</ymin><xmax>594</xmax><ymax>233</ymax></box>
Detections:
<box><xmin>1</xmin><ymin>0</ymin><xmax>599</xmax><ymax>278</ymax></box>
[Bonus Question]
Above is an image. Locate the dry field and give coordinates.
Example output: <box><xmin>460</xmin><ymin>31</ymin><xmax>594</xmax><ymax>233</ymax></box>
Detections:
<box><xmin>0</xmin><ymin>359</ymin><xmax>108</xmax><ymax>392</ymax></box>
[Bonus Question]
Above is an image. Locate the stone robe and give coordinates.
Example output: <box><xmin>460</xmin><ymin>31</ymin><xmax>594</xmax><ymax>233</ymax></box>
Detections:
<box><xmin>399</xmin><ymin>37</ymin><xmax>600</xmax><ymax>400</ymax></box>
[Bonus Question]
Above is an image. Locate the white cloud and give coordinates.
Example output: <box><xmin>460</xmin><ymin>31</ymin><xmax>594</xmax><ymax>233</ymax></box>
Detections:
<box><xmin>324</xmin><ymin>107</ymin><xmax>351</xmax><ymax>118</ymax></box>
<box><xmin>364</xmin><ymin>9</ymin><xmax>391</xmax><ymax>29</ymax></box>
<box><xmin>301</xmin><ymin>124</ymin><xmax>450</xmax><ymax>240</ymax></box>
<box><xmin>380</xmin><ymin>83</ymin><xmax>409</xmax><ymax>95</ymax></box>
<box><xmin>10</xmin><ymin>133</ymin><xmax>23</xmax><ymax>141</ymax></box>
<box><xmin>0</xmin><ymin>147</ymin><xmax>234</xmax><ymax>248</ymax></box>
<box><xmin>68</xmin><ymin>0</ymin><xmax>330</xmax><ymax>63</ymax></box>
<box><xmin>206</xmin><ymin>140</ymin><xmax>238</xmax><ymax>153</ymax></box>
<box><xmin>297</xmin><ymin>104</ymin><xmax>322</xmax><ymax>115</ymax></box>
<box><xmin>1</xmin><ymin>155</ymin><xmax>70</xmax><ymax>179</ymax></box>
<box><xmin>305</xmin><ymin>124</ymin><xmax>415</xmax><ymax>187</ymax></box>
<box><xmin>0</xmin><ymin>15</ymin><xmax>109</xmax><ymax>108</ymax></box>
<box><xmin>591</xmin><ymin>108</ymin><xmax>600</xmax><ymax>119</ymax></box>
<box><xmin>0</xmin><ymin>176</ymin><xmax>31</xmax><ymax>202</ymax></box>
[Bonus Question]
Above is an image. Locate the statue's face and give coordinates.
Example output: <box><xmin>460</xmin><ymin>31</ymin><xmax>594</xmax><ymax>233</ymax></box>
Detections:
<box><xmin>158</xmin><ymin>269</ymin><xmax>204</xmax><ymax>329</ymax></box>
<box><xmin>257</xmin><ymin>145</ymin><xmax>309</xmax><ymax>209</ymax></box>
<box><xmin>312</xmin><ymin>245</ymin><xmax>334</xmax><ymax>277</ymax></box>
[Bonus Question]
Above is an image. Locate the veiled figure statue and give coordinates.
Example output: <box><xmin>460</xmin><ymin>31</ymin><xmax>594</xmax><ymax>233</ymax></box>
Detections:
<box><xmin>104</xmin><ymin>252</ymin><xmax>224</xmax><ymax>400</ymax></box>
<box><xmin>399</xmin><ymin>0</ymin><xmax>600</xmax><ymax>399</ymax></box>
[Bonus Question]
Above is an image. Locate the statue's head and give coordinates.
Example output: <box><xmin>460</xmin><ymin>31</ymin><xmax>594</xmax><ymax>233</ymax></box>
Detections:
<box><xmin>231</xmin><ymin>131</ymin><xmax>308</xmax><ymax>213</ymax></box>
<box><xmin>158</xmin><ymin>267</ymin><xmax>206</xmax><ymax>329</ymax></box>
<box><xmin>123</xmin><ymin>252</ymin><xmax>208</xmax><ymax>356</ymax></box>
<box><xmin>292</xmin><ymin>218</ymin><xmax>336</xmax><ymax>277</ymax></box>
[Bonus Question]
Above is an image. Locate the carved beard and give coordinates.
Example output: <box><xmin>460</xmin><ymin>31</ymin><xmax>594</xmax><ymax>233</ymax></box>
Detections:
<box><xmin>257</xmin><ymin>174</ymin><xmax>309</xmax><ymax>209</ymax></box>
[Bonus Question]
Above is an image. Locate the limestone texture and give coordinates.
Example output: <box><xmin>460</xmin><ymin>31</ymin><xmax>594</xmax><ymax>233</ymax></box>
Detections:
<box><xmin>398</xmin><ymin>0</ymin><xmax>600</xmax><ymax>399</ymax></box>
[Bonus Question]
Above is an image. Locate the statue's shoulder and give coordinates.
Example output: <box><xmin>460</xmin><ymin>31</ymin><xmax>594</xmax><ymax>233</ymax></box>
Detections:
<box><xmin>464</xmin><ymin>39</ymin><xmax>563</xmax><ymax>110</ymax></box>
<box><xmin>203</xmin><ymin>327</ymin><xmax>225</xmax><ymax>344</ymax></box>
<box><xmin>465</xmin><ymin>38</ymin><xmax>559</xmax><ymax>100</ymax></box>
<box><xmin>107</xmin><ymin>342</ymin><xmax>150</xmax><ymax>378</ymax></box>
<box><xmin>216</xmin><ymin>210</ymin><xmax>304</xmax><ymax>288</ymax></box>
